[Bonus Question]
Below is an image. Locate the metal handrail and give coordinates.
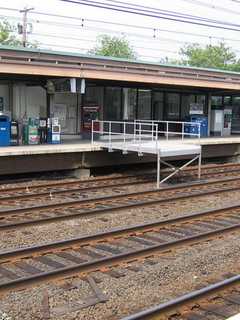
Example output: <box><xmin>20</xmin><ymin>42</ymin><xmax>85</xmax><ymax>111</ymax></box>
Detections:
<box><xmin>92</xmin><ymin>120</ymin><xmax>158</xmax><ymax>155</ymax></box>
<box><xmin>135</xmin><ymin>119</ymin><xmax>201</xmax><ymax>139</ymax></box>
<box><xmin>92</xmin><ymin>119</ymin><xmax>201</xmax><ymax>155</ymax></box>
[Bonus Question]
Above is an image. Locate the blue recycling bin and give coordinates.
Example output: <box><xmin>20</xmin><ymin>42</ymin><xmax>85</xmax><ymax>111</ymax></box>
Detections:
<box><xmin>0</xmin><ymin>115</ymin><xmax>10</xmax><ymax>146</ymax></box>
<box><xmin>185</xmin><ymin>115</ymin><xmax>208</xmax><ymax>137</ymax></box>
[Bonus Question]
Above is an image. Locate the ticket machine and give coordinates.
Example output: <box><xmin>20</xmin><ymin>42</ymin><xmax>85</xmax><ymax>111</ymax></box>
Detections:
<box><xmin>81</xmin><ymin>105</ymin><xmax>100</xmax><ymax>139</ymax></box>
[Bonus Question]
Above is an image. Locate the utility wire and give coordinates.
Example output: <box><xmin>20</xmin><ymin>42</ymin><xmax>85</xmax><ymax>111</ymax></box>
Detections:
<box><xmin>179</xmin><ymin>0</ymin><xmax>240</xmax><ymax>16</ymax></box>
<box><xmin>60</xmin><ymin>0</ymin><xmax>240</xmax><ymax>31</ymax></box>
<box><xmin>0</xmin><ymin>7</ymin><xmax>240</xmax><ymax>44</ymax></box>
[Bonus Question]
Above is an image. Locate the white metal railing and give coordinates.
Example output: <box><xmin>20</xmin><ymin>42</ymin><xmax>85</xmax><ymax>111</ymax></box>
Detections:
<box><xmin>92</xmin><ymin>120</ymin><xmax>158</xmax><ymax>154</ymax></box>
<box><xmin>91</xmin><ymin>119</ymin><xmax>201</xmax><ymax>155</ymax></box>
<box><xmin>135</xmin><ymin>119</ymin><xmax>201</xmax><ymax>140</ymax></box>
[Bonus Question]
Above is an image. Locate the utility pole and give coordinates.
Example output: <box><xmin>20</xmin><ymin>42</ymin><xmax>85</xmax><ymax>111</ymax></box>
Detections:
<box><xmin>19</xmin><ymin>7</ymin><xmax>34</xmax><ymax>47</ymax></box>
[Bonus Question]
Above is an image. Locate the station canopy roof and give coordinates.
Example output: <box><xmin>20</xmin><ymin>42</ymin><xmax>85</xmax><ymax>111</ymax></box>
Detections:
<box><xmin>0</xmin><ymin>44</ymin><xmax>240</xmax><ymax>93</ymax></box>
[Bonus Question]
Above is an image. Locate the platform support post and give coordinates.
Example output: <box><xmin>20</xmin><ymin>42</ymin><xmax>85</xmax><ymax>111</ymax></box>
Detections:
<box><xmin>157</xmin><ymin>151</ymin><xmax>160</xmax><ymax>189</ymax></box>
<box><xmin>198</xmin><ymin>151</ymin><xmax>202</xmax><ymax>179</ymax></box>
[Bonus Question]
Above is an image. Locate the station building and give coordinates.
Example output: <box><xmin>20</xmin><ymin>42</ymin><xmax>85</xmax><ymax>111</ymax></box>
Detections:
<box><xmin>0</xmin><ymin>45</ymin><xmax>240</xmax><ymax>137</ymax></box>
<box><xmin>0</xmin><ymin>45</ymin><xmax>240</xmax><ymax>175</ymax></box>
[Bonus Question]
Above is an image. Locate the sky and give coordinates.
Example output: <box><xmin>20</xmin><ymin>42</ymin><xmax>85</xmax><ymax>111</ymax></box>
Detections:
<box><xmin>1</xmin><ymin>0</ymin><xmax>240</xmax><ymax>62</ymax></box>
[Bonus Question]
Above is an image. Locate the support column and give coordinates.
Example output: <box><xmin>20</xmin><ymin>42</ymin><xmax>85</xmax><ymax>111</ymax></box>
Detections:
<box><xmin>157</xmin><ymin>151</ymin><xmax>160</xmax><ymax>189</ymax></box>
<box><xmin>46</xmin><ymin>93</ymin><xmax>54</xmax><ymax>118</ymax></box>
<box><xmin>198</xmin><ymin>151</ymin><xmax>202</xmax><ymax>179</ymax></box>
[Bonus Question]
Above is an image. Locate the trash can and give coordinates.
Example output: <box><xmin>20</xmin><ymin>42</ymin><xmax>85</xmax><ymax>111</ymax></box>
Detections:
<box><xmin>185</xmin><ymin>116</ymin><xmax>208</xmax><ymax>137</ymax></box>
<box><xmin>0</xmin><ymin>115</ymin><xmax>10</xmax><ymax>146</ymax></box>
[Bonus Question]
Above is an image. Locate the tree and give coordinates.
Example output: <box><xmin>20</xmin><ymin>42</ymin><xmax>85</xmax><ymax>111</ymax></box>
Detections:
<box><xmin>0</xmin><ymin>20</ymin><xmax>22</xmax><ymax>46</ymax></box>
<box><xmin>176</xmin><ymin>42</ymin><xmax>240</xmax><ymax>71</ymax></box>
<box><xmin>89</xmin><ymin>34</ymin><xmax>136</xmax><ymax>59</ymax></box>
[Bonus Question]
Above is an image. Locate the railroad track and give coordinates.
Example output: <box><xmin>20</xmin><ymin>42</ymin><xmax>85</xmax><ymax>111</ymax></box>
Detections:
<box><xmin>1</xmin><ymin>175</ymin><xmax>240</xmax><ymax>230</ymax></box>
<box><xmin>0</xmin><ymin>163</ymin><xmax>240</xmax><ymax>207</ymax></box>
<box><xmin>122</xmin><ymin>274</ymin><xmax>240</xmax><ymax>320</ymax></box>
<box><xmin>0</xmin><ymin>202</ymin><xmax>239</xmax><ymax>296</ymax></box>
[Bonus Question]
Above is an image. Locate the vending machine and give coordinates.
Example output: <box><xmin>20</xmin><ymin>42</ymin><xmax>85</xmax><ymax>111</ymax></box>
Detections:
<box><xmin>210</xmin><ymin>108</ymin><xmax>232</xmax><ymax>136</ymax></box>
<box><xmin>38</xmin><ymin>118</ymin><xmax>47</xmax><ymax>144</ymax></box>
<box><xmin>223</xmin><ymin>108</ymin><xmax>232</xmax><ymax>136</ymax></box>
<box><xmin>47</xmin><ymin>118</ymin><xmax>61</xmax><ymax>144</ymax></box>
<box><xmin>23</xmin><ymin>118</ymin><xmax>39</xmax><ymax>145</ymax></box>
<box><xmin>51</xmin><ymin>118</ymin><xmax>61</xmax><ymax>144</ymax></box>
<box><xmin>81</xmin><ymin>105</ymin><xmax>100</xmax><ymax>139</ymax></box>
<box><xmin>10</xmin><ymin>120</ymin><xmax>19</xmax><ymax>146</ymax></box>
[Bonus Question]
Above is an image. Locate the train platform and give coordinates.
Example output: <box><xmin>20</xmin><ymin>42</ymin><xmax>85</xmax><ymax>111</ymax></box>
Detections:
<box><xmin>0</xmin><ymin>135</ymin><xmax>240</xmax><ymax>176</ymax></box>
<box><xmin>0</xmin><ymin>134</ymin><xmax>240</xmax><ymax>157</ymax></box>
<box><xmin>0</xmin><ymin>140</ymin><xmax>101</xmax><ymax>157</ymax></box>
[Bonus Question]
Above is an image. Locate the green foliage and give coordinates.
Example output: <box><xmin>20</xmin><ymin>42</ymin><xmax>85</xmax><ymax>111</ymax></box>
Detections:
<box><xmin>175</xmin><ymin>42</ymin><xmax>240</xmax><ymax>71</ymax></box>
<box><xmin>0</xmin><ymin>19</ymin><xmax>38</xmax><ymax>48</ymax></box>
<box><xmin>0</xmin><ymin>20</ymin><xmax>22</xmax><ymax>46</ymax></box>
<box><xmin>89</xmin><ymin>34</ymin><xmax>136</xmax><ymax>59</ymax></box>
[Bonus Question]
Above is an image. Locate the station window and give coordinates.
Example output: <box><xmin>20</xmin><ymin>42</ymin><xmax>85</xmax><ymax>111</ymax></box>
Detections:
<box><xmin>232</xmin><ymin>96</ymin><xmax>240</xmax><ymax>133</ymax></box>
<box><xmin>232</xmin><ymin>96</ymin><xmax>240</xmax><ymax>106</ymax></box>
<box><xmin>165</xmin><ymin>93</ymin><xmax>180</xmax><ymax>120</ymax></box>
<box><xmin>104</xmin><ymin>87</ymin><xmax>122</xmax><ymax>120</ymax></box>
<box><xmin>181</xmin><ymin>94</ymin><xmax>195</xmax><ymax>119</ymax></box>
<box><xmin>123</xmin><ymin>88</ymin><xmax>137</xmax><ymax>120</ymax></box>
<box><xmin>196</xmin><ymin>95</ymin><xmax>206</xmax><ymax>107</ymax></box>
<box><xmin>153</xmin><ymin>91</ymin><xmax>164</xmax><ymax>120</ymax></box>
<box><xmin>211</xmin><ymin>96</ymin><xmax>223</xmax><ymax>108</ymax></box>
<box><xmin>224</xmin><ymin>96</ymin><xmax>232</xmax><ymax>106</ymax></box>
<box><xmin>84</xmin><ymin>86</ymin><xmax>104</xmax><ymax>119</ymax></box>
<box><xmin>137</xmin><ymin>89</ymin><xmax>151</xmax><ymax>120</ymax></box>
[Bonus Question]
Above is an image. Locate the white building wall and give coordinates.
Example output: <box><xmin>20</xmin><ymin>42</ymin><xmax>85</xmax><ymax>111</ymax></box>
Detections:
<box><xmin>12</xmin><ymin>85</ymin><xmax>46</xmax><ymax>120</ymax></box>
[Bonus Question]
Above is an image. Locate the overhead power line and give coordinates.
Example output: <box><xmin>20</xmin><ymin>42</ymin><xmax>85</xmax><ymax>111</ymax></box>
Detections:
<box><xmin>1</xmin><ymin>7</ymin><xmax>240</xmax><ymax>45</ymax></box>
<box><xmin>175</xmin><ymin>0</ymin><xmax>240</xmax><ymax>16</ymax></box>
<box><xmin>1</xmin><ymin>4</ymin><xmax>240</xmax><ymax>61</ymax></box>
<box><xmin>60</xmin><ymin>0</ymin><xmax>240</xmax><ymax>32</ymax></box>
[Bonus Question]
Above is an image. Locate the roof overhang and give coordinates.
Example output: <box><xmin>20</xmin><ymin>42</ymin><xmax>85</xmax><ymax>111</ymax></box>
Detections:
<box><xmin>0</xmin><ymin>47</ymin><xmax>240</xmax><ymax>91</ymax></box>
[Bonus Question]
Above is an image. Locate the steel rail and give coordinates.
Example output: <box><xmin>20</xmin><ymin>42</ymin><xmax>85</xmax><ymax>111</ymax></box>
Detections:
<box><xmin>0</xmin><ymin>176</ymin><xmax>155</xmax><ymax>202</ymax></box>
<box><xmin>121</xmin><ymin>275</ymin><xmax>240</xmax><ymax>320</ymax></box>
<box><xmin>0</xmin><ymin>172</ymin><xmax>147</xmax><ymax>193</ymax></box>
<box><xmin>0</xmin><ymin>166</ymin><xmax>238</xmax><ymax>204</ymax></box>
<box><xmin>0</xmin><ymin>220</ymin><xmax>239</xmax><ymax>295</ymax></box>
<box><xmin>0</xmin><ymin>162</ymin><xmax>238</xmax><ymax>195</ymax></box>
<box><xmin>1</xmin><ymin>175</ymin><xmax>240</xmax><ymax>216</ymax></box>
<box><xmin>1</xmin><ymin>176</ymin><xmax>240</xmax><ymax>231</ymax></box>
<box><xmin>0</xmin><ymin>201</ymin><xmax>239</xmax><ymax>262</ymax></box>
<box><xmin>0</xmin><ymin>167</ymin><xmax>238</xmax><ymax>203</ymax></box>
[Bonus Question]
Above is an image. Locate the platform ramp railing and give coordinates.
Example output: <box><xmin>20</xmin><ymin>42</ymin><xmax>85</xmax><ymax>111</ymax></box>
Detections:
<box><xmin>135</xmin><ymin>119</ymin><xmax>201</xmax><ymax>140</ymax></box>
<box><xmin>91</xmin><ymin>120</ymin><xmax>158</xmax><ymax>155</ymax></box>
<box><xmin>92</xmin><ymin>120</ymin><xmax>202</xmax><ymax>189</ymax></box>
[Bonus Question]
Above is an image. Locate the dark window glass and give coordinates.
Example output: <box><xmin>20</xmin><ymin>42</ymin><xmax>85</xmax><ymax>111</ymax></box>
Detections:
<box><xmin>232</xmin><ymin>97</ymin><xmax>240</xmax><ymax>133</ymax></box>
<box><xmin>153</xmin><ymin>91</ymin><xmax>164</xmax><ymax>120</ymax></box>
<box><xmin>181</xmin><ymin>94</ymin><xmax>195</xmax><ymax>119</ymax></box>
<box><xmin>104</xmin><ymin>87</ymin><xmax>121</xmax><ymax>120</ymax></box>
<box><xmin>224</xmin><ymin>96</ymin><xmax>231</xmax><ymax>106</ymax></box>
<box><xmin>211</xmin><ymin>96</ymin><xmax>223</xmax><ymax>107</ymax></box>
<box><xmin>123</xmin><ymin>88</ymin><xmax>137</xmax><ymax>120</ymax></box>
<box><xmin>166</xmin><ymin>93</ymin><xmax>180</xmax><ymax>120</ymax></box>
<box><xmin>85</xmin><ymin>86</ymin><xmax>104</xmax><ymax>107</ymax></box>
<box><xmin>137</xmin><ymin>89</ymin><xmax>151</xmax><ymax>119</ymax></box>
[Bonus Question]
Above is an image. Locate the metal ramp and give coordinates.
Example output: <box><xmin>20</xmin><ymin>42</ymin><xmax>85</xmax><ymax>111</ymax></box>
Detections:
<box><xmin>92</xmin><ymin>120</ymin><xmax>202</xmax><ymax>188</ymax></box>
